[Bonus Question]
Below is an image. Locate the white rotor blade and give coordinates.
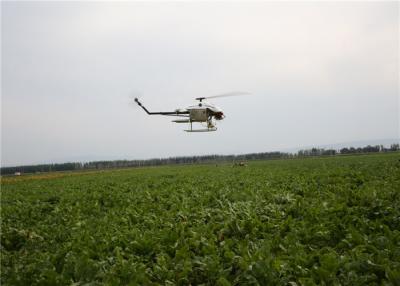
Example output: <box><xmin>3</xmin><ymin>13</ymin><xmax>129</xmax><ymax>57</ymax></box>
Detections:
<box><xmin>205</xmin><ymin>91</ymin><xmax>251</xmax><ymax>99</ymax></box>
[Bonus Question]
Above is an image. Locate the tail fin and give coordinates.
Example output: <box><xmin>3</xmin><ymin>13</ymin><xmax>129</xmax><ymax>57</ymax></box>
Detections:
<box><xmin>134</xmin><ymin>98</ymin><xmax>152</xmax><ymax>114</ymax></box>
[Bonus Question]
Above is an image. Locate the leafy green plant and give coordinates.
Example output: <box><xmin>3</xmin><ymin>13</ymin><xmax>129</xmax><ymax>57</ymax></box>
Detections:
<box><xmin>2</xmin><ymin>153</ymin><xmax>399</xmax><ymax>285</ymax></box>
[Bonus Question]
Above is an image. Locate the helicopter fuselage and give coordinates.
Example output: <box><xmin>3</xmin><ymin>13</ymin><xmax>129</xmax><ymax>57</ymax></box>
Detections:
<box><xmin>185</xmin><ymin>102</ymin><xmax>224</xmax><ymax>122</ymax></box>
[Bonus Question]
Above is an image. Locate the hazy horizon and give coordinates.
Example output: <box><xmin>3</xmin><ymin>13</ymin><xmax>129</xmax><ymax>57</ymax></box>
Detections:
<box><xmin>2</xmin><ymin>1</ymin><xmax>399</xmax><ymax>166</ymax></box>
<box><xmin>1</xmin><ymin>137</ymin><xmax>399</xmax><ymax>168</ymax></box>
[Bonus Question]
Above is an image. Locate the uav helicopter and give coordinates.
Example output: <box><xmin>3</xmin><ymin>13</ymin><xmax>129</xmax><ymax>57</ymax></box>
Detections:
<box><xmin>134</xmin><ymin>92</ymin><xmax>249</xmax><ymax>132</ymax></box>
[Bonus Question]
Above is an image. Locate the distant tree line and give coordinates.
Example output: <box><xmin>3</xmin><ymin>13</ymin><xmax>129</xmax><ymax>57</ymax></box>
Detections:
<box><xmin>297</xmin><ymin>144</ymin><xmax>399</xmax><ymax>157</ymax></box>
<box><xmin>1</xmin><ymin>143</ymin><xmax>399</xmax><ymax>175</ymax></box>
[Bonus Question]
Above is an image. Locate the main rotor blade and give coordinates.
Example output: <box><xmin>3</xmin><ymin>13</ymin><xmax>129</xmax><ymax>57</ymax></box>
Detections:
<box><xmin>204</xmin><ymin>91</ymin><xmax>251</xmax><ymax>99</ymax></box>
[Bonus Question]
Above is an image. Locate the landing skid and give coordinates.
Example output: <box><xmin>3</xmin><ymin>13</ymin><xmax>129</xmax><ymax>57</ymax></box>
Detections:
<box><xmin>185</xmin><ymin>118</ymin><xmax>217</xmax><ymax>132</ymax></box>
<box><xmin>184</xmin><ymin>128</ymin><xmax>217</xmax><ymax>132</ymax></box>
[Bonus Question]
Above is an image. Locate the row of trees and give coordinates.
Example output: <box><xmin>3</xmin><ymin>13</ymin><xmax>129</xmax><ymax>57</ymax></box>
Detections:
<box><xmin>1</xmin><ymin>144</ymin><xmax>399</xmax><ymax>175</ymax></box>
<box><xmin>297</xmin><ymin>144</ymin><xmax>399</xmax><ymax>157</ymax></box>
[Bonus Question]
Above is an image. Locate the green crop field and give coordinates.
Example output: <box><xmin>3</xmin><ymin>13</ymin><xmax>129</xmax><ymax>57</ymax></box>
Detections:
<box><xmin>1</xmin><ymin>153</ymin><xmax>400</xmax><ymax>285</ymax></box>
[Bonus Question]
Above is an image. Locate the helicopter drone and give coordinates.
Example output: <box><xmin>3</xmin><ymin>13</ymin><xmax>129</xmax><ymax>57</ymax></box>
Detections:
<box><xmin>134</xmin><ymin>92</ymin><xmax>248</xmax><ymax>132</ymax></box>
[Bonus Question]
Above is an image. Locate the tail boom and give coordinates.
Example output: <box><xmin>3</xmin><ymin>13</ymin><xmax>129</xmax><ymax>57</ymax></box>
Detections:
<box><xmin>134</xmin><ymin>98</ymin><xmax>189</xmax><ymax>116</ymax></box>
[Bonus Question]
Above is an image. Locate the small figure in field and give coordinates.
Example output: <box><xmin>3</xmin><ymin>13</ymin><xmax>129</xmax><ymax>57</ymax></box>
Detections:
<box><xmin>232</xmin><ymin>161</ymin><xmax>247</xmax><ymax>167</ymax></box>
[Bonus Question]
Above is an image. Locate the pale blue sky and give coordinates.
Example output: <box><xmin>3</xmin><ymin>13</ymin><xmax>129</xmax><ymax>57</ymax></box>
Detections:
<box><xmin>1</xmin><ymin>1</ymin><xmax>399</xmax><ymax>166</ymax></box>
